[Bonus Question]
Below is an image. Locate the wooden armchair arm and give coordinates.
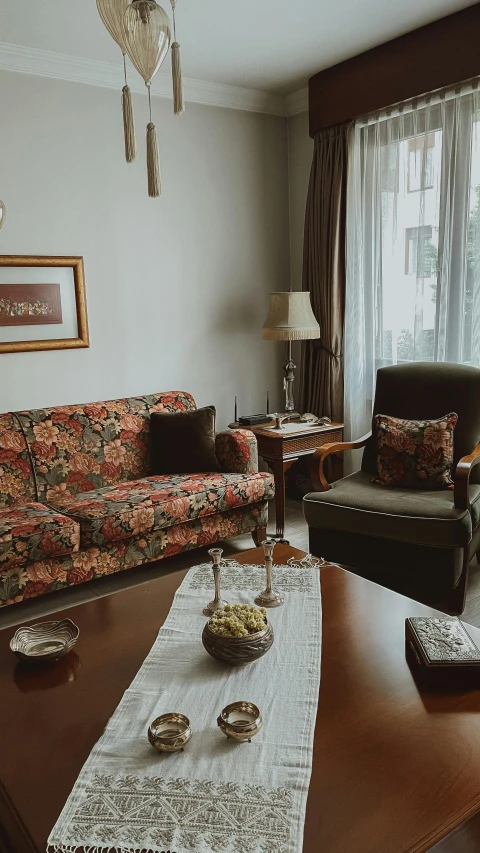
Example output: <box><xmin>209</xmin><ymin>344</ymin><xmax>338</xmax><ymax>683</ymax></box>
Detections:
<box><xmin>454</xmin><ymin>443</ymin><xmax>480</xmax><ymax>510</ymax></box>
<box><xmin>309</xmin><ymin>431</ymin><xmax>372</xmax><ymax>492</ymax></box>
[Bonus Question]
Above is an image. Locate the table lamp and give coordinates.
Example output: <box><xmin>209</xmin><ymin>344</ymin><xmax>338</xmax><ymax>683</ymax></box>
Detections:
<box><xmin>262</xmin><ymin>291</ymin><xmax>320</xmax><ymax>416</ymax></box>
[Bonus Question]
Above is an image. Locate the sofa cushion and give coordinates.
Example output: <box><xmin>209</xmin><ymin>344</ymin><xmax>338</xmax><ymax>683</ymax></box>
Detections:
<box><xmin>0</xmin><ymin>502</ymin><xmax>80</xmax><ymax>571</ymax></box>
<box><xmin>372</xmin><ymin>412</ymin><xmax>457</xmax><ymax>489</ymax></box>
<box><xmin>15</xmin><ymin>391</ymin><xmax>196</xmax><ymax>503</ymax></box>
<box><xmin>303</xmin><ymin>471</ymin><xmax>480</xmax><ymax>548</ymax></box>
<box><xmin>215</xmin><ymin>430</ymin><xmax>258</xmax><ymax>474</ymax></box>
<box><xmin>150</xmin><ymin>406</ymin><xmax>221</xmax><ymax>474</ymax></box>
<box><xmin>0</xmin><ymin>414</ymin><xmax>36</xmax><ymax>509</ymax></box>
<box><xmin>49</xmin><ymin>472</ymin><xmax>275</xmax><ymax>547</ymax></box>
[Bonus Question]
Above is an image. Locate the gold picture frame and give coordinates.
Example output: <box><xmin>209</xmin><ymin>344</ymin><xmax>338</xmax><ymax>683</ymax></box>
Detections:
<box><xmin>0</xmin><ymin>255</ymin><xmax>89</xmax><ymax>354</ymax></box>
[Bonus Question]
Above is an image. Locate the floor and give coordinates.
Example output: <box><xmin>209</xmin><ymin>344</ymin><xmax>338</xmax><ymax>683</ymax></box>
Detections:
<box><xmin>3</xmin><ymin>498</ymin><xmax>480</xmax><ymax>631</ymax></box>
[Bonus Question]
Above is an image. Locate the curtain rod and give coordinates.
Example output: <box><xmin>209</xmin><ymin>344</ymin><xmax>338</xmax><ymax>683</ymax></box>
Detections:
<box><xmin>356</xmin><ymin>76</ymin><xmax>480</xmax><ymax>128</ymax></box>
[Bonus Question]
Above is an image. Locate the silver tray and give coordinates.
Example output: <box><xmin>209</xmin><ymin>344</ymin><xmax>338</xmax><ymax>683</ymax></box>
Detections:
<box><xmin>10</xmin><ymin>619</ymin><xmax>79</xmax><ymax>662</ymax></box>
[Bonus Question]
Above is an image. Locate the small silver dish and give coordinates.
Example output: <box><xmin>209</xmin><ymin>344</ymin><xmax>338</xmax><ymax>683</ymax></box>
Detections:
<box><xmin>148</xmin><ymin>713</ymin><xmax>192</xmax><ymax>752</ymax></box>
<box><xmin>217</xmin><ymin>701</ymin><xmax>262</xmax><ymax>742</ymax></box>
<box><xmin>10</xmin><ymin>619</ymin><xmax>79</xmax><ymax>662</ymax></box>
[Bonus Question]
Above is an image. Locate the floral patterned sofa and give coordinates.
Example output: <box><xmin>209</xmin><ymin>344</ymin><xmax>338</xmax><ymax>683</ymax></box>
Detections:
<box><xmin>0</xmin><ymin>392</ymin><xmax>274</xmax><ymax>607</ymax></box>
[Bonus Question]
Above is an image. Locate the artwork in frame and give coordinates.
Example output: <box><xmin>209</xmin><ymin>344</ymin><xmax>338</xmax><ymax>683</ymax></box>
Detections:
<box><xmin>0</xmin><ymin>256</ymin><xmax>89</xmax><ymax>353</ymax></box>
<box><xmin>0</xmin><ymin>283</ymin><xmax>62</xmax><ymax>327</ymax></box>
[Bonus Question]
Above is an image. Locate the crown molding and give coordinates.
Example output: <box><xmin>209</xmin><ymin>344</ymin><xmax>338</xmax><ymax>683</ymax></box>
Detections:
<box><xmin>285</xmin><ymin>87</ymin><xmax>308</xmax><ymax>117</ymax></box>
<box><xmin>0</xmin><ymin>41</ymin><xmax>292</xmax><ymax>117</ymax></box>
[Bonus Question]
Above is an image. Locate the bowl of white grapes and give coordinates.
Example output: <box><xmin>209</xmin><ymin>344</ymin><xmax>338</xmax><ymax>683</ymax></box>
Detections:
<box><xmin>202</xmin><ymin>604</ymin><xmax>274</xmax><ymax>666</ymax></box>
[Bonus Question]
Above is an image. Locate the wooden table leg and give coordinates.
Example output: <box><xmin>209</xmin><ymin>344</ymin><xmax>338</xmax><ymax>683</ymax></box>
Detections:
<box><xmin>270</xmin><ymin>459</ymin><xmax>295</xmax><ymax>541</ymax></box>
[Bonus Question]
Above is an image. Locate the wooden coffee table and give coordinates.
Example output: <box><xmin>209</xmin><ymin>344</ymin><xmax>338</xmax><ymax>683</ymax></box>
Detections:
<box><xmin>1</xmin><ymin>545</ymin><xmax>480</xmax><ymax>853</ymax></box>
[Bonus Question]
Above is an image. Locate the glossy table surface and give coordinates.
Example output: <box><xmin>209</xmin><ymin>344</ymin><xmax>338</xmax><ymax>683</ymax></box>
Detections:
<box><xmin>1</xmin><ymin>545</ymin><xmax>480</xmax><ymax>852</ymax></box>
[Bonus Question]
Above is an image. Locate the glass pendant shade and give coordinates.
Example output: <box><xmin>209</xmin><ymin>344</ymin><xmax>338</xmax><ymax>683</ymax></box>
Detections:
<box><xmin>124</xmin><ymin>0</ymin><xmax>171</xmax><ymax>84</ymax></box>
<box><xmin>96</xmin><ymin>0</ymin><xmax>130</xmax><ymax>53</ymax></box>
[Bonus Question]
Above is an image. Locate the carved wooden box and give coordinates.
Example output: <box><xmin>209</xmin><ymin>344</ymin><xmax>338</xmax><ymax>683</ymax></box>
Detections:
<box><xmin>406</xmin><ymin>616</ymin><xmax>480</xmax><ymax>687</ymax></box>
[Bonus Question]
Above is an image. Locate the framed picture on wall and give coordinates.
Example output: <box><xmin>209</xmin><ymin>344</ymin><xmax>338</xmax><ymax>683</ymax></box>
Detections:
<box><xmin>0</xmin><ymin>256</ymin><xmax>89</xmax><ymax>353</ymax></box>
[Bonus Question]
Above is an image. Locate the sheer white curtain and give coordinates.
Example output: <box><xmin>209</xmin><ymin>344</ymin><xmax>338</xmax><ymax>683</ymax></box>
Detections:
<box><xmin>344</xmin><ymin>80</ymin><xmax>480</xmax><ymax>469</ymax></box>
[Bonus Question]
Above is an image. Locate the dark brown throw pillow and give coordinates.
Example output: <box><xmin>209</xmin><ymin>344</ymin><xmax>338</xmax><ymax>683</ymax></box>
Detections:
<box><xmin>372</xmin><ymin>412</ymin><xmax>458</xmax><ymax>489</ymax></box>
<box><xmin>150</xmin><ymin>406</ymin><xmax>221</xmax><ymax>475</ymax></box>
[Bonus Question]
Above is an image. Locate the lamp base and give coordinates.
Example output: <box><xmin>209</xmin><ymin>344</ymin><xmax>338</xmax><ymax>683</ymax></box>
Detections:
<box><xmin>270</xmin><ymin>412</ymin><xmax>300</xmax><ymax>425</ymax></box>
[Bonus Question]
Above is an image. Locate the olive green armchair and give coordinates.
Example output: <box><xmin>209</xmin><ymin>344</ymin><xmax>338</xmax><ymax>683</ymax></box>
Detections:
<box><xmin>303</xmin><ymin>363</ymin><xmax>480</xmax><ymax>614</ymax></box>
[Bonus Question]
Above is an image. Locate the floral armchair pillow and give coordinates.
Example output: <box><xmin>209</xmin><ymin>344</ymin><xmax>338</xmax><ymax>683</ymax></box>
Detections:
<box><xmin>372</xmin><ymin>412</ymin><xmax>458</xmax><ymax>489</ymax></box>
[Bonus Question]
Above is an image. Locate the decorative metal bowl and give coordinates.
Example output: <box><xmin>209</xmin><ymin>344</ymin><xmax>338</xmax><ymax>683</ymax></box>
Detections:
<box><xmin>202</xmin><ymin>619</ymin><xmax>274</xmax><ymax>666</ymax></box>
<box><xmin>217</xmin><ymin>701</ymin><xmax>262</xmax><ymax>742</ymax></box>
<box><xmin>148</xmin><ymin>713</ymin><xmax>192</xmax><ymax>752</ymax></box>
<box><xmin>10</xmin><ymin>619</ymin><xmax>79</xmax><ymax>662</ymax></box>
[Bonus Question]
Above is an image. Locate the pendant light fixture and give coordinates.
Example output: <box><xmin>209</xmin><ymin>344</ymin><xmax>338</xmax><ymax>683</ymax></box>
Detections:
<box><xmin>96</xmin><ymin>0</ymin><xmax>137</xmax><ymax>163</ymax></box>
<box><xmin>124</xmin><ymin>0</ymin><xmax>170</xmax><ymax>196</ymax></box>
<box><xmin>97</xmin><ymin>0</ymin><xmax>186</xmax><ymax>195</ymax></box>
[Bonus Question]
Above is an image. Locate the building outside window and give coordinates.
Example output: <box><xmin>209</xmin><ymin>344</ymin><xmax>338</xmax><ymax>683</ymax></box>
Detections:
<box><xmin>405</xmin><ymin>225</ymin><xmax>435</xmax><ymax>277</ymax></box>
<box><xmin>407</xmin><ymin>133</ymin><xmax>435</xmax><ymax>192</ymax></box>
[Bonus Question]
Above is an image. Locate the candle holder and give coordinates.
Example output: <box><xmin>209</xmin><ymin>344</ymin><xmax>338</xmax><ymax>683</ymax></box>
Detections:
<box><xmin>255</xmin><ymin>539</ymin><xmax>284</xmax><ymax>607</ymax></box>
<box><xmin>203</xmin><ymin>548</ymin><xmax>228</xmax><ymax>616</ymax></box>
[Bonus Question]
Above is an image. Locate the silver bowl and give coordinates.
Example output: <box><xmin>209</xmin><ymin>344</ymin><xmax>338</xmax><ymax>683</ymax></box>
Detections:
<box><xmin>202</xmin><ymin>619</ymin><xmax>273</xmax><ymax>666</ymax></box>
<box><xmin>217</xmin><ymin>701</ymin><xmax>262</xmax><ymax>742</ymax></box>
<box><xmin>10</xmin><ymin>619</ymin><xmax>79</xmax><ymax>662</ymax></box>
<box><xmin>148</xmin><ymin>713</ymin><xmax>192</xmax><ymax>752</ymax></box>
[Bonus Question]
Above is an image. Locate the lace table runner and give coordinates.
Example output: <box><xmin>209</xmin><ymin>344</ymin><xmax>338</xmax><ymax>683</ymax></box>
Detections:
<box><xmin>48</xmin><ymin>559</ymin><xmax>322</xmax><ymax>853</ymax></box>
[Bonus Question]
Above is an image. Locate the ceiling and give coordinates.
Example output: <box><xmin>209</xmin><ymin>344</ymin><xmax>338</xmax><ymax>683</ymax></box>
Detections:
<box><xmin>1</xmin><ymin>0</ymin><xmax>478</xmax><ymax>94</ymax></box>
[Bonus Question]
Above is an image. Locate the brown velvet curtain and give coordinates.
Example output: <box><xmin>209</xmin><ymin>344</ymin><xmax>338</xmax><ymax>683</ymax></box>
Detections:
<box><xmin>299</xmin><ymin>123</ymin><xmax>349</xmax><ymax>422</ymax></box>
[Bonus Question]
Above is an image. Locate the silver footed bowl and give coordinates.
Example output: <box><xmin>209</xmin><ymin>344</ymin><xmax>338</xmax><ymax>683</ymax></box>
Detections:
<box><xmin>217</xmin><ymin>701</ymin><xmax>262</xmax><ymax>742</ymax></box>
<box><xmin>202</xmin><ymin>619</ymin><xmax>274</xmax><ymax>666</ymax></box>
<box><xmin>10</xmin><ymin>619</ymin><xmax>79</xmax><ymax>662</ymax></box>
<box><xmin>148</xmin><ymin>713</ymin><xmax>192</xmax><ymax>752</ymax></box>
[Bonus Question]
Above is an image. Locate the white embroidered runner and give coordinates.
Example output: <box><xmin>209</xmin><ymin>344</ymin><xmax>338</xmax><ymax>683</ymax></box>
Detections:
<box><xmin>48</xmin><ymin>560</ymin><xmax>322</xmax><ymax>853</ymax></box>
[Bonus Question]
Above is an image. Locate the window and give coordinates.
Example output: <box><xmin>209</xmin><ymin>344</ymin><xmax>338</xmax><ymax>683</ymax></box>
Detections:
<box><xmin>345</xmin><ymin>82</ymin><xmax>480</xmax><ymax>455</ymax></box>
<box><xmin>373</xmin><ymin>127</ymin><xmax>442</xmax><ymax>366</ymax></box>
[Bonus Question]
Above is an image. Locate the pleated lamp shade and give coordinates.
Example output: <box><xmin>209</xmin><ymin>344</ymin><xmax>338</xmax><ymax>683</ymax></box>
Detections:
<box><xmin>262</xmin><ymin>292</ymin><xmax>320</xmax><ymax>341</ymax></box>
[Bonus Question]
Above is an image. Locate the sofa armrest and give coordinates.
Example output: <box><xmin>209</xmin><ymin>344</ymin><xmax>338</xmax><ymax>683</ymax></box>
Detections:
<box><xmin>310</xmin><ymin>431</ymin><xmax>372</xmax><ymax>491</ymax></box>
<box><xmin>215</xmin><ymin>429</ymin><xmax>258</xmax><ymax>474</ymax></box>
<box><xmin>454</xmin><ymin>443</ymin><xmax>480</xmax><ymax>510</ymax></box>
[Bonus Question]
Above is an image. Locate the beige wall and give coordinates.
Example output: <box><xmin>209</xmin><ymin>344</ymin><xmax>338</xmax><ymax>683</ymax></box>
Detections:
<box><xmin>287</xmin><ymin>110</ymin><xmax>312</xmax><ymax>290</ymax></box>
<box><xmin>0</xmin><ymin>71</ymin><xmax>290</xmax><ymax>427</ymax></box>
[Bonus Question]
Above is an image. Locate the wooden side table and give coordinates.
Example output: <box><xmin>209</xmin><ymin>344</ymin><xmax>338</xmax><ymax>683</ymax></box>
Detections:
<box><xmin>229</xmin><ymin>421</ymin><xmax>344</xmax><ymax>540</ymax></box>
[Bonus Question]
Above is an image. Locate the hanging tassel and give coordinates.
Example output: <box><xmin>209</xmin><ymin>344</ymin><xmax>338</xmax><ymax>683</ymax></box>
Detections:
<box><xmin>171</xmin><ymin>42</ymin><xmax>185</xmax><ymax>115</ymax></box>
<box><xmin>122</xmin><ymin>85</ymin><xmax>136</xmax><ymax>163</ymax></box>
<box><xmin>146</xmin><ymin>122</ymin><xmax>161</xmax><ymax>197</ymax></box>
<box><xmin>145</xmin><ymin>83</ymin><xmax>160</xmax><ymax>197</ymax></box>
<box><xmin>121</xmin><ymin>55</ymin><xmax>136</xmax><ymax>163</ymax></box>
<box><xmin>170</xmin><ymin>0</ymin><xmax>185</xmax><ymax>115</ymax></box>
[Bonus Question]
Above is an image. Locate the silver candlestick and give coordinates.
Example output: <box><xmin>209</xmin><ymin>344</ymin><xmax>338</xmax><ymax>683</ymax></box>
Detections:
<box><xmin>203</xmin><ymin>548</ymin><xmax>228</xmax><ymax>616</ymax></box>
<box><xmin>255</xmin><ymin>539</ymin><xmax>284</xmax><ymax>607</ymax></box>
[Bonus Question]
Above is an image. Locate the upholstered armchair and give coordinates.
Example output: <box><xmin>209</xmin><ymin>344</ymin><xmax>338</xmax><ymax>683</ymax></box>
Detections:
<box><xmin>303</xmin><ymin>363</ymin><xmax>480</xmax><ymax>614</ymax></box>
